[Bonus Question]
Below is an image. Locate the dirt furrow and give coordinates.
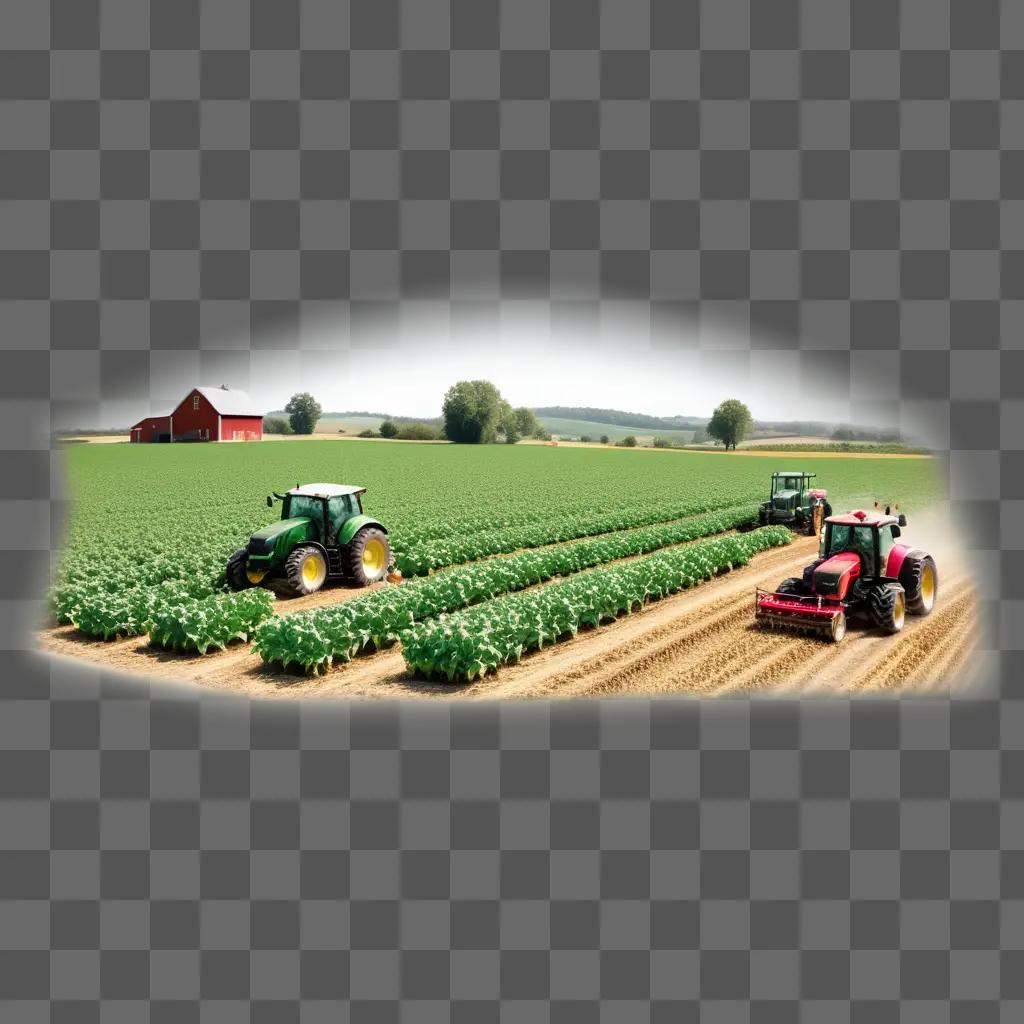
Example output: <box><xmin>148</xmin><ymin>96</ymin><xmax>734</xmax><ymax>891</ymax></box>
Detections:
<box><xmin>844</xmin><ymin>585</ymin><xmax>977</xmax><ymax>693</ymax></box>
<box><xmin>37</xmin><ymin>514</ymin><xmax>977</xmax><ymax>701</ymax></box>
<box><xmin>36</xmin><ymin>521</ymin><xmax>762</xmax><ymax>695</ymax></box>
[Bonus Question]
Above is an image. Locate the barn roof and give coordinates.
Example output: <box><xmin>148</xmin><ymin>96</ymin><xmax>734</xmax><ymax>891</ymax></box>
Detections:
<box><xmin>288</xmin><ymin>483</ymin><xmax>366</xmax><ymax>498</ymax></box>
<box><xmin>193</xmin><ymin>386</ymin><xmax>262</xmax><ymax>416</ymax></box>
<box><xmin>130</xmin><ymin>415</ymin><xmax>171</xmax><ymax>429</ymax></box>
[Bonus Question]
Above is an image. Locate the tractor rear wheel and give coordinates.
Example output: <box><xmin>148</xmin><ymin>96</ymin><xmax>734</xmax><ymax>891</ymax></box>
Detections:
<box><xmin>900</xmin><ymin>553</ymin><xmax>938</xmax><ymax>616</ymax></box>
<box><xmin>347</xmin><ymin>527</ymin><xmax>391</xmax><ymax>586</ymax></box>
<box><xmin>226</xmin><ymin>548</ymin><xmax>251</xmax><ymax>591</ymax></box>
<box><xmin>869</xmin><ymin>581</ymin><xmax>906</xmax><ymax>635</ymax></box>
<box><xmin>284</xmin><ymin>544</ymin><xmax>328</xmax><ymax>596</ymax></box>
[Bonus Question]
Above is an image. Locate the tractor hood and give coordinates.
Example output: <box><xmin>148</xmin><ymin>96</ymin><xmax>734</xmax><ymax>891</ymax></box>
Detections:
<box><xmin>773</xmin><ymin>489</ymin><xmax>799</xmax><ymax>509</ymax></box>
<box><xmin>251</xmin><ymin>517</ymin><xmax>312</xmax><ymax>543</ymax></box>
<box><xmin>247</xmin><ymin>516</ymin><xmax>317</xmax><ymax>556</ymax></box>
<box><xmin>812</xmin><ymin>551</ymin><xmax>861</xmax><ymax>599</ymax></box>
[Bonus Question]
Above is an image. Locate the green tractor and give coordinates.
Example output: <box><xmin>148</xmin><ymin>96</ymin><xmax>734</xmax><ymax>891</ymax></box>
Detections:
<box><xmin>758</xmin><ymin>471</ymin><xmax>832</xmax><ymax>535</ymax></box>
<box><xmin>227</xmin><ymin>483</ymin><xmax>392</xmax><ymax>597</ymax></box>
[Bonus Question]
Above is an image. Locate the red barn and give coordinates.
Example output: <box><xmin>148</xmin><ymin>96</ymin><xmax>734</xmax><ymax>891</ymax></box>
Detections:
<box><xmin>130</xmin><ymin>386</ymin><xmax>263</xmax><ymax>443</ymax></box>
<box><xmin>129</xmin><ymin>416</ymin><xmax>171</xmax><ymax>443</ymax></box>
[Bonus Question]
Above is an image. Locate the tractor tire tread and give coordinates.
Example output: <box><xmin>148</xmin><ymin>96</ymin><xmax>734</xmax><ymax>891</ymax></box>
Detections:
<box><xmin>346</xmin><ymin>527</ymin><xmax>392</xmax><ymax>587</ymax></box>
<box><xmin>284</xmin><ymin>544</ymin><xmax>327</xmax><ymax>597</ymax></box>
<box><xmin>868</xmin><ymin>580</ymin><xmax>906</xmax><ymax>634</ymax></box>
<box><xmin>226</xmin><ymin>548</ymin><xmax>251</xmax><ymax>592</ymax></box>
<box><xmin>900</xmin><ymin>551</ymin><xmax>937</xmax><ymax>616</ymax></box>
<box><xmin>776</xmin><ymin>577</ymin><xmax>805</xmax><ymax>596</ymax></box>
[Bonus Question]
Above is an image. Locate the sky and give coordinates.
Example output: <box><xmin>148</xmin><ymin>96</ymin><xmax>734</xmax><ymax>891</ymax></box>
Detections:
<box><xmin>252</xmin><ymin>303</ymin><xmax>876</xmax><ymax>426</ymax></box>
<box><xmin>110</xmin><ymin>303</ymin><xmax>908</xmax><ymax>433</ymax></box>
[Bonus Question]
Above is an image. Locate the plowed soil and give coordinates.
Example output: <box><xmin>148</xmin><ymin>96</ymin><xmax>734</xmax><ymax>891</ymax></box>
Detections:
<box><xmin>37</xmin><ymin>514</ymin><xmax>980</xmax><ymax>701</ymax></box>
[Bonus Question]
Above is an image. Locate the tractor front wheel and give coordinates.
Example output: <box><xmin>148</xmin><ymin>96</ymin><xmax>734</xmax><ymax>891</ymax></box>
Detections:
<box><xmin>869</xmin><ymin>581</ymin><xmax>906</xmax><ymax>635</ymax></box>
<box><xmin>284</xmin><ymin>544</ymin><xmax>328</xmax><ymax>596</ymax></box>
<box><xmin>776</xmin><ymin>577</ymin><xmax>805</xmax><ymax>596</ymax></box>
<box><xmin>347</xmin><ymin>528</ymin><xmax>392</xmax><ymax>586</ymax></box>
<box><xmin>226</xmin><ymin>549</ymin><xmax>252</xmax><ymax>592</ymax></box>
<box><xmin>900</xmin><ymin>553</ymin><xmax>938</xmax><ymax>616</ymax></box>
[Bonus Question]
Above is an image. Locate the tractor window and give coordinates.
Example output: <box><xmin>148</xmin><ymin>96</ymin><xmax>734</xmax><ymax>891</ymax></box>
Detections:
<box><xmin>326</xmin><ymin>495</ymin><xmax>357</xmax><ymax>541</ymax></box>
<box><xmin>878</xmin><ymin>525</ymin><xmax>894</xmax><ymax>563</ymax></box>
<box><xmin>827</xmin><ymin>525</ymin><xmax>876</xmax><ymax>565</ymax></box>
<box><xmin>285</xmin><ymin>495</ymin><xmax>323</xmax><ymax>525</ymax></box>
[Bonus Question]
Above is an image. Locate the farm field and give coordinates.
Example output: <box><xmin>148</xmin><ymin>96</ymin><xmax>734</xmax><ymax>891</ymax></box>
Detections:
<box><xmin>535</xmin><ymin>416</ymin><xmax>695</xmax><ymax>444</ymax></box>
<box><xmin>39</xmin><ymin>438</ymin><xmax>963</xmax><ymax>700</ymax></box>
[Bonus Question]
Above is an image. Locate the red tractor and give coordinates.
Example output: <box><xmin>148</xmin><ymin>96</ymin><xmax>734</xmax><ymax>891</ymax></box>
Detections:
<box><xmin>755</xmin><ymin>506</ymin><xmax>938</xmax><ymax>643</ymax></box>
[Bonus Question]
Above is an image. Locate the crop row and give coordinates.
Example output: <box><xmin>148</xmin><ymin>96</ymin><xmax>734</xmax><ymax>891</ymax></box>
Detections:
<box><xmin>253</xmin><ymin>504</ymin><xmax>757</xmax><ymax>673</ymax></box>
<box><xmin>400</xmin><ymin>526</ymin><xmax>793</xmax><ymax>682</ymax></box>
<box><xmin>392</xmin><ymin>494</ymin><xmax>761</xmax><ymax>576</ymax></box>
<box><xmin>54</xmin><ymin>576</ymin><xmax>215</xmax><ymax>640</ymax></box>
<box><xmin>391</xmin><ymin>485</ymin><xmax>762</xmax><ymax>548</ymax></box>
<box><xmin>149</xmin><ymin>589</ymin><xmax>274</xmax><ymax>655</ymax></box>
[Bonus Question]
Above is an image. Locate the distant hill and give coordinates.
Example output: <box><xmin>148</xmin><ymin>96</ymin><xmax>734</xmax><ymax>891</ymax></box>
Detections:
<box><xmin>268</xmin><ymin>410</ymin><xmax>443</xmax><ymax>426</ymax></box>
<box><xmin>531</xmin><ymin>407</ymin><xmax>706</xmax><ymax>431</ymax></box>
<box><xmin>536</xmin><ymin>417</ymin><xmax>695</xmax><ymax>444</ymax></box>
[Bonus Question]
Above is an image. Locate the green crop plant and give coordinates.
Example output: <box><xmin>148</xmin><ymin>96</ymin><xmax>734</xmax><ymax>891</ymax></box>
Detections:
<box><xmin>400</xmin><ymin>526</ymin><xmax>794</xmax><ymax>682</ymax></box>
<box><xmin>149</xmin><ymin>589</ymin><xmax>275</xmax><ymax>655</ymax></box>
<box><xmin>392</xmin><ymin>494</ymin><xmax>763</xmax><ymax>576</ymax></box>
<box><xmin>253</xmin><ymin>504</ymin><xmax>759</xmax><ymax>674</ymax></box>
<box><xmin>52</xmin><ymin>439</ymin><xmax>941</xmax><ymax>650</ymax></box>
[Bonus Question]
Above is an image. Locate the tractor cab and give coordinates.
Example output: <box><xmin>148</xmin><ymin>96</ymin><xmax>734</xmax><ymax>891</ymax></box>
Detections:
<box><xmin>819</xmin><ymin>509</ymin><xmax>909</xmax><ymax>581</ymax></box>
<box><xmin>770</xmin><ymin>472</ymin><xmax>814</xmax><ymax>510</ymax></box>
<box><xmin>819</xmin><ymin>508</ymin><xmax>907</xmax><ymax>579</ymax></box>
<box><xmin>227</xmin><ymin>482</ymin><xmax>393</xmax><ymax>597</ymax></box>
<box><xmin>758</xmin><ymin>472</ymin><xmax>831</xmax><ymax>533</ymax></box>
<box><xmin>275</xmin><ymin>483</ymin><xmax>367</xmax><ymax>546</ymax></box>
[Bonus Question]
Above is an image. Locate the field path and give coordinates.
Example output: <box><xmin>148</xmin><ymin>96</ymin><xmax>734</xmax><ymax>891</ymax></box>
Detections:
<box><xmin>37</xmin><ymin>529</ymin><xmax>979</xmax><ymax>700</ymax></box>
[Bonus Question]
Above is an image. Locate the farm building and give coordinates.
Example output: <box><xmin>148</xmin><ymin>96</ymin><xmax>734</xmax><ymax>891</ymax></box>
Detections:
<box><xmin>130</xmin><ymin>386</ymin><xmax>263</xmax><ymax>443</ymax></box>
<box><xmin>129</xmin><ymin>415</ymin><xmax>171</xmax><ymax>443</ymax></box>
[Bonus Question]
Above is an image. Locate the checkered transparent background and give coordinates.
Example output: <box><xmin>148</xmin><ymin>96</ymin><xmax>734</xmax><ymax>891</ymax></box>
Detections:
<box><xmin>1</xmin><ymin>0</ymin><xmax>1022</xmax><ymax>1018</ymax></box>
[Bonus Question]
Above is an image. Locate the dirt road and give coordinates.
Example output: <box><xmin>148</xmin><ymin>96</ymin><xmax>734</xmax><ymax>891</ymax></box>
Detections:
<box><xmin>37</xmin><ymin>528</ymin><xmax>980</xmax><ymax>701</ymax></box>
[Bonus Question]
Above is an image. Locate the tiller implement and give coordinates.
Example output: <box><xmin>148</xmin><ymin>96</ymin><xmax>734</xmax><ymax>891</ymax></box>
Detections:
<box><xmin>755</xmin><ymin>505</ymin><xmax>938</xmax><ymax>643</ymax></box>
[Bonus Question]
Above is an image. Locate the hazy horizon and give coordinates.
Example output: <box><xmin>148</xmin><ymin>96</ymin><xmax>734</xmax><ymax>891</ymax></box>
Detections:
<box><xmin>81</xmin><ymin>303</ymin><xmax>914</xmax><ymax>435</ymax></box>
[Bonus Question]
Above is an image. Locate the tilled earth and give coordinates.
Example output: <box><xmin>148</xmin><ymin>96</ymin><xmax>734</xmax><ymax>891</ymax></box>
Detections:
<box><xmin>38</xmin><ymin>532</ymin><xmax>980</xmax><ymax>701</ymax></box>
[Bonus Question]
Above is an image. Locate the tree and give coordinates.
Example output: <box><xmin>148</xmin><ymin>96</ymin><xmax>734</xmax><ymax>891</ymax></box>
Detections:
<box><xmin>442</xmin><ymin>380</ymin><xmax>506</xmax><ymax>443</ymax></box>
<box><xmin>379</xmin><ymin>419</ymin><xmax>399</xmax><ymax>438</ymax></box>
<box><xmin>498</xmin><ymin>401</ymin><xmax>520</xmax><ymax>444</ymax></box>
<box><xmin>652</xmin><ymin>437</ymin><xmax>671</xmax><ymax>448</ymax></box>
<box><xmin>706</xmin><ymin>399</ymin><xmax>753</xmax><ymax>450</ymax></box>
<box><xmin>617</xmin><ymin>435</ymin><xmax>637</xmax><ymax>448</ymax></box>
<box><xmin>599</xmin><ymin>435</ymin><xmax>609</xmax><ymax>445</ymax></box>
<box><xmin>514</xmin><ymin>407</ymin><xmax>540</xmax><ymax>439</ymax></box>
<box><xmin>580</xmin><ymin>435</ymin><xmax>592</xmax><ymax>443</ymax></box>
<box><xmin>397</xmin><ymin>421</ymin><xmax>441</xmax><ymax>441</ymax></box>
<box><xmin>263</xmin><ymin>415</ymin><xmax>292</xmax><ymax>435</ymax></box>
<box><xmin>357</xmin><ymin>428</ymin><xmax>376</xmax><ymax>438</ymax></box>
<box><xmin>285</xmin><ymin>392</ymin><xmax>322</xmax><ymax>435</ymax></box>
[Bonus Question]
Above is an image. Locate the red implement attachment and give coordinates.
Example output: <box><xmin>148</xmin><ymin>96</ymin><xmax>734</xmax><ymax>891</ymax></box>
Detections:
<box><xmin>754</xmin><ymin>588</ymin><xmax>848</xmax><ymax>642</ymax></box>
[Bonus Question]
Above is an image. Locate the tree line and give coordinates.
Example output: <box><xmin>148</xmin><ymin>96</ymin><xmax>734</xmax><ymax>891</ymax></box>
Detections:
<box><xmin>264</xmin><ymin>385</ymin><xmax>756</xmax><ymax>450</ymax></box>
